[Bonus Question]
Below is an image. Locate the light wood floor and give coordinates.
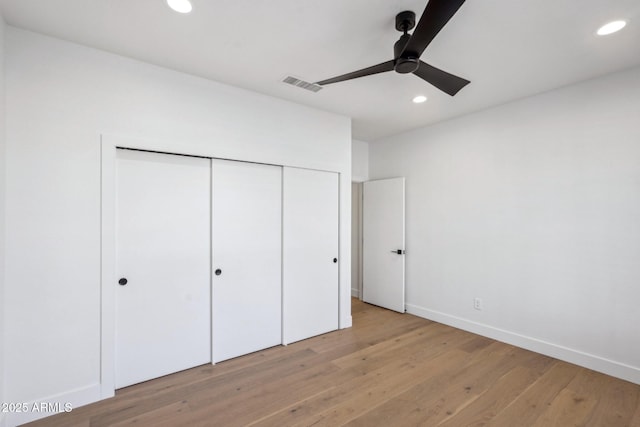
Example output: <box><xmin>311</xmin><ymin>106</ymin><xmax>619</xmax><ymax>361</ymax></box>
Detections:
<box><xmin>27</xmin><ymin>299</ymin><xmax>640</xmax><ymax>426</ymax></box>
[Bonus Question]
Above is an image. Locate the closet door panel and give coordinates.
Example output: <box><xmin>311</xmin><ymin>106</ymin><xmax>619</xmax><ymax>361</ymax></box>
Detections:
<box><xmin>212</xmin><ymin>160</ymin><xmax>282</xmax><ymax>362</ymax></box>
<box><xmin>115</xmin><ymin>149</ymin><xmax>211</xmax><ymax>388</ymax></box>
<box><xmin>283</xmin><ymin>167</ymin><xmax>339</xmax><ymax>344</ymax></box>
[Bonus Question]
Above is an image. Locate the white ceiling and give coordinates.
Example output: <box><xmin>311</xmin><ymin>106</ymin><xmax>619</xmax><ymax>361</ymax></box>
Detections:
<box><xmin>1</xmin><ymin>0</ymin><xmax>639</xmax><ymax>141</ymax></box>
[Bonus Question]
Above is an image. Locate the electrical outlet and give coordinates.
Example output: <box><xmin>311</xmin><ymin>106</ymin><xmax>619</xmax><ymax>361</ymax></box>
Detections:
<box><xmin>474</xmin><ymin>298</ymin><xmax>483</xmax><ymax>311</ymax></box>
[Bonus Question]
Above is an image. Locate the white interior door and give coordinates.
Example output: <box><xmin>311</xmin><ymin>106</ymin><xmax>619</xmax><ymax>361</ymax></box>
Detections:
<box><xmin>283</xmin><ymin>167</ymin><xmax>339</xmax><ymax>344</ymax></box>
<box><xmin>212</xmin><ymin>160</ymin><xmax>282</xmax><ymax>362</ymax></box>
<box><xmin>115</xmin><ymin>149</ymin><xmax>211</xmax><ymax>388</ymax></box>
<box><xmin>363</xmin><ymin>177</ymin><xmax>405</xmax><ymax>313</ymax></box>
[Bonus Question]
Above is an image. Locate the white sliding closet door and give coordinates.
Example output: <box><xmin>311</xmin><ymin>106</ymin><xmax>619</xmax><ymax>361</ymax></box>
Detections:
<box><xmin>115</xmin><ymin>149</ymin><xmax>211</xmax><ymax>389</ymax></box>
<box><xmin>212</xmin><ymin>160</ymin><xmax>282</xmax><ymax>362</ymax></box>
<box><xmin>283</xmin><ymin>167</ymin><xmax>339</xmax><ymax>344</ymax></box>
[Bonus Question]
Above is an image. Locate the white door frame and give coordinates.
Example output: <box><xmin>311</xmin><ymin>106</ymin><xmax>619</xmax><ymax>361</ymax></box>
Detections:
<box><xmin>100</xmin><ymin>134</ymin><xmax>348</xmax><ymax>399</ymax></box>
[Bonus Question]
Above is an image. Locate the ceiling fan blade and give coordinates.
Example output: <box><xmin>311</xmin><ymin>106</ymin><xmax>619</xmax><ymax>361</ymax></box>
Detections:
<box><xmin>401</xmin><ymin>0</ymin><xmax>466</xmax><ymax>59</ymax></box>
<box><xmin>316</xmin><ymin>60</ymin><xmax>395</xmax><ymax>85</ymax></box>
<box><xmin>413</xmin><ymin>61</ymin><xmax>470</xmax><ymax>96</ymax></box>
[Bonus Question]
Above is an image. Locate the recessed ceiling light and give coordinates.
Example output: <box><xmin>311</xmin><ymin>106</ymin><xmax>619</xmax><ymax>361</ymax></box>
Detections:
<box><xmin>166</xmin><ymin>0</ymin><xmax>192</xmax><ymax>14</ymax></box>
<box><xmin>597</xmin><ymin>20</ymin><xmax>626</xmax><ymax>36</ymax></box>
<box><xmin>413</xmin><ymin>95</ymin><xmax>427</xmax><ymax>104</ymax></box>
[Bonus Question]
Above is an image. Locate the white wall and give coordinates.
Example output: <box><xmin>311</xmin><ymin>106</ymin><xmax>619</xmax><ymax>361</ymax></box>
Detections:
<box><xmin>351</xmin><ymin>139</ymin><xmax>369</xmax><ymax>182</ymax></box>
<box><xmin>4</xmin><ymin>27</ymin><xmax>351</xmax><ymax>425</ymax></box>
<box><xmin>0</xmin><ymin>12</ymin><xmax>6</xmax><ymax>427</ymax></box>
<box><xmin>370</xmin><ymin>66</ymin><xmax>640</xmax><ymax>384</ymax></box>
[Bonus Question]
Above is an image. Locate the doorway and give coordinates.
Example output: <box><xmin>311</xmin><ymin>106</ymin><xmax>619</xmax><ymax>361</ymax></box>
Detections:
<box><xmin>351</xmin><ymin>182</ymin><xmax>364</xmax><ymax>299</ymax></box>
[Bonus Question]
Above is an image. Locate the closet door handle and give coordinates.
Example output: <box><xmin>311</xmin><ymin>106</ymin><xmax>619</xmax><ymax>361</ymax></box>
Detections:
<box><xmin>118</xmin><ymin>278</ymin><xmax>128</xmax><ymax>286</ymax></box>
<box><xmin>215</xmin><ymin>269</ymin><xmax>222</xmax><ymax>276</ymax></box>
<box><xmin>391</xmin><ymin>249</ymin><xmax>405</xmax><ymax>255</ymax></box>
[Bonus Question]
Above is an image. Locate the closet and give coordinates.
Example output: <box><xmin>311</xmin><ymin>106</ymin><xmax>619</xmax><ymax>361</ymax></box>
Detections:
<box><xmin>114</xmin><ymin>149</ymin><xmax>339</xmax><ymax>387</ymax></box>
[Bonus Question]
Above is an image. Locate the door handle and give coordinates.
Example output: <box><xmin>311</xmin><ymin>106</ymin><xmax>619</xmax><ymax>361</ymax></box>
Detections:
<box><xmin>215</xmin><ymin>269</ymin><xmax>222</xmax><ymax>276</ymax></box>
<box><xmin>118</xmin><ymin>278</ymin><xmax>128</xmax><ymax>286</ymax></box>
<box><xmin>390</xmin><ymin>249</ymin><xmax>405</xmax><ymax>255</ymax></box>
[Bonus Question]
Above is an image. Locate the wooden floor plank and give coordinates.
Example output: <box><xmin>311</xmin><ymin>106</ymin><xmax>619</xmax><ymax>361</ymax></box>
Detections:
<box><xmin>269</xmin><ymin>349</ymin><xmax>472</xmax><ymax>427</ymax></box>
<box><xmin>630</xmin><ymin>401</ymin><xmax>640</xmax><ymax>427</ymax></box>
<box><xmin>24</xmin><ymin>298</ymin><xmax>640</xmax><ymax>427</ymax></box>
<box><xmin>250</xmin><ymin>327</ymin><xmax>478</xmax><ymax>426</ymax></box>
<box><xmin>436</xmin><ymin>364</ymin><xmax>552</xmax><ymax>427</ymax></box>
<box><xmin>581</xmin><ymin>371</ymin><xmax>640</xmax><ymax>426</ymax></box>
<box><xmin>487</xmin><ymin>361</ymin><xmax>581</xmax><ymax>426</ymax></box>
<box><xmin>344</xmin><ymin>343</ymin><xmax>537</xmax><ymax>426</ymax></box>
<box><xmin>108</xmin><ymin>401</ymin><xmax>191</xmax><ymax>427</ymax></box>
<box><xmin>530</xmin><ymin>387</ymin><xmax>597</xmax><ymax>427</ymax></box>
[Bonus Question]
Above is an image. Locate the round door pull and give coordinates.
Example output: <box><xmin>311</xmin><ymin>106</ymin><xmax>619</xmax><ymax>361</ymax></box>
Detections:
<box><xmin>333</xmin><ymin>258</ymin><xmax>338</xmax><ymax>263</ymax></box>
<box><xmin>118</xmin><ymin>278</ymin><xmax>128</xmax><ymax>286</ymax></box>
<box><xmin>215</xmin><ymin>269</ymin><xmax>222</xmax><ymax>276</ymax></box>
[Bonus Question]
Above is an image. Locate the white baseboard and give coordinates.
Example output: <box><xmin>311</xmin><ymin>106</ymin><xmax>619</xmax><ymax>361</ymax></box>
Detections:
<box><xmin>5</xmin><ymin>384</ymin><xmax>102</xmax><ymax>427</ymax></box>
<box><xmin>351</xmin><ymin>287</ymin><xmax>359</xmax><ymax>298</ymax></box>
<box><xmin>405</xmin><ymin>303</ymin><xmax>640</xmax><ymax>385</ymax></box>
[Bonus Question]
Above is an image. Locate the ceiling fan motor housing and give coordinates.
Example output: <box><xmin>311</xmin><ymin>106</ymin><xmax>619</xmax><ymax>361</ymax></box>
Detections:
<box><xmin>394</xmin><ymin>33</ymin><xmax>419</xmax><ymax>74</ymax></box>
<box><xmin>394</xmin><ymin>57</ymin><xmax>420</xmax><ymax>74</ymax></box>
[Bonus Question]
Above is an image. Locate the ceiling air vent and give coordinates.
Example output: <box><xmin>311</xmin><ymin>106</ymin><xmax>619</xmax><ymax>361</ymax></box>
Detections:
<box><xmin>282</xmin><ymin>76</ymin><xmax>323</xmax><ymax>93</ymax></box>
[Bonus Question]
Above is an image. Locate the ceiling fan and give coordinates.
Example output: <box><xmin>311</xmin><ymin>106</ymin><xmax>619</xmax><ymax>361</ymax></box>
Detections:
<box><xmin>316</xmin><ymin>0</ymin><xmax>470</xmax><ymax>96</ymax></box>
